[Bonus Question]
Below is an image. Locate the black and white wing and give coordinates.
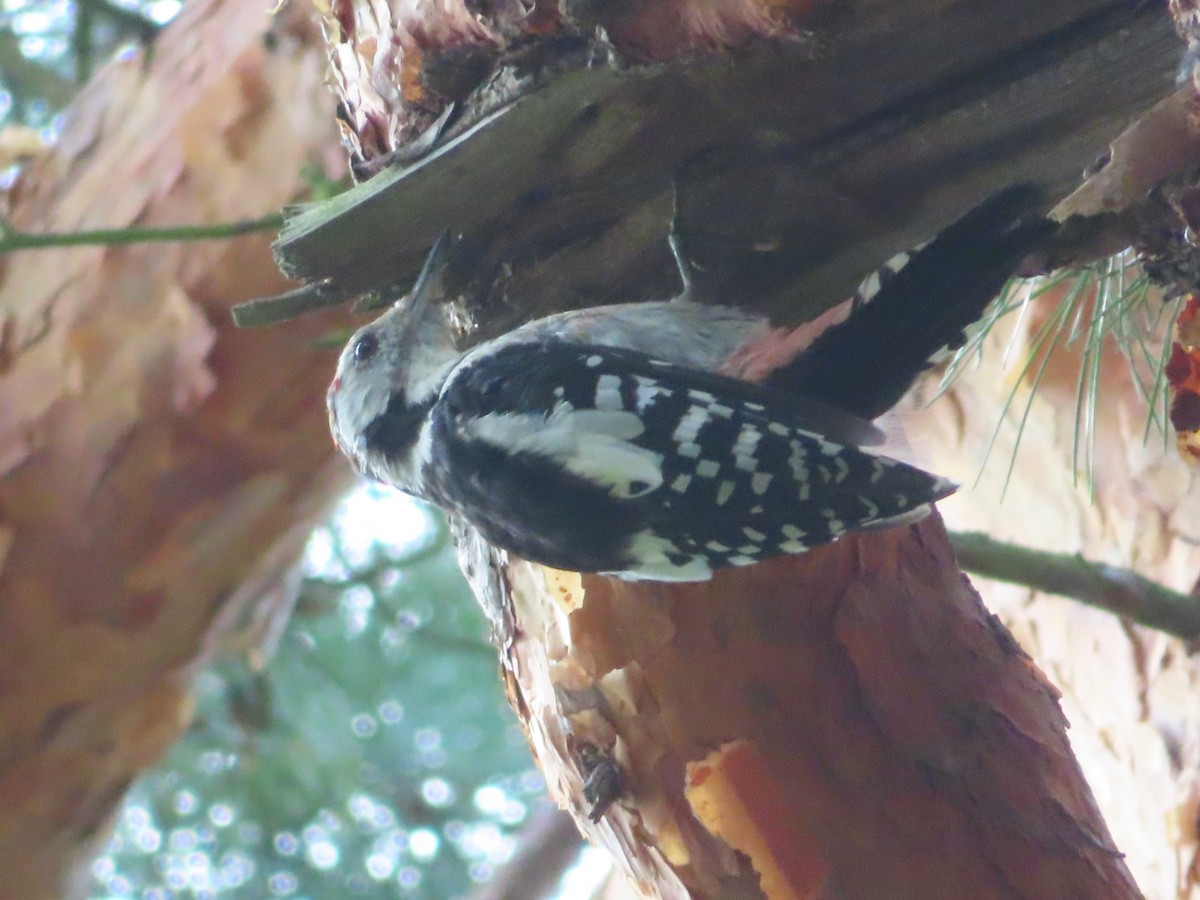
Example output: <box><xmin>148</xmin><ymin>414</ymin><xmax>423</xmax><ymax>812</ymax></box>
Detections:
<box><xmin>425</xmin><ymin>341</ymin><xmax>955</xmax><ymax>581</ymax></box>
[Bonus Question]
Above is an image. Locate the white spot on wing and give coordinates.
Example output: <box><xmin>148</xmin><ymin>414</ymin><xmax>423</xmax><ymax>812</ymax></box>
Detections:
<box><xmin>855</xmin><ymin>271</ymin><xmax>882</xmax><ymax>304</ymax></box>
<box><xmin>788</xmin><ymin>441</ymin><xmax>808</xmax><ymax>482</ymax></box>
<box><xmin>696</xmin><ymin>459</ymin><xmax>720</xmax><ymax>478</ymax></box>
<box><xmin>733</xmin><ymin>426</ymin><xmax>761</xmax><ymax>473</ymax></box>
<box><xmin>734</xmin><ymin>426</ymin><xmax>761</xmax><ymax>455</ymax></box>
<box><xmin>672</xmin><ymin>405</ymin><xmax>709</xmax><ymax>445</ymax></box>
<box><xmin>634</xmin><ymin>376</ymin><xmax>668</xmax><ymax>412</ymax></box>
<box><xmin>586</xmin><ymin>355</ymin><xmax>603</xmax><ymax>367</ymax></box>
<box><xmin>751</xmin><ymin>473</ymin><xmax>772</xmax><ymax>495</ymax></box>
<box><xmin>595</xmin><ymin>374</ymin><xmax>624</xmax><ymax>411</ymax></box>
<box><xmin>716</xmin><ymin>480</ymin><xmax>735</xmax><ymax>505</ymax></box>
<box><xmin>823</xmin><ymin>512</ymin><xmax>845</xmax><ymax>533</ymax></box>
<box><xmin>671</xmin><ymin>474</ymin><xmax>692</xmax><ymax>493</ymax></box>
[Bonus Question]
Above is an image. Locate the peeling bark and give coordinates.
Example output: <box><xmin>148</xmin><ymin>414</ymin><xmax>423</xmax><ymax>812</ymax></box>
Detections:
<box><xmin>904</xmin><ymin>278</ymin><xmax>1200</xmax><ymax>898</ymax></box>
<box><xmin>483</xmin><ymin>518</ymin><xmax>1138</xmax><ymax>899</ymax></box>
<box><xmin>0</xmin><ymin>4</ymin><xmax>343</xmax><ymax>897</ymax></box>
<box><xmin>273</xmin><ymin>0</ymin><xmax>1177</xmax><ymax>339</ymax></box>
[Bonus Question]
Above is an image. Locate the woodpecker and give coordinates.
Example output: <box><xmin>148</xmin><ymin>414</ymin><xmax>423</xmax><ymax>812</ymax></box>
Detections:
<box><xmin>328</xmin><ymin>186</ymin><xmax>1053</xmax><ymax>580</ymax></box>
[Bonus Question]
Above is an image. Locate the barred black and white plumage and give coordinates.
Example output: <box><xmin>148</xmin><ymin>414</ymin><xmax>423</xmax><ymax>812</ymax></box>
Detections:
<box><xmin>327</xmin><ymin>186</ymin><xmax>1054</xmax><ymax>581</ymax></box>
<box><xmin>420</xmin><ymin>341</ymin><xmax>953</xmax><ymax>579</ymax></box>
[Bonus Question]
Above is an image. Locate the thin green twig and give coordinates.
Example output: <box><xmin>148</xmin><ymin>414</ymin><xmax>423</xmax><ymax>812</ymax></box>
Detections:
<box><xmin>949</xmin><ymin>530</ymin><xmax>1200</xmax><ymax>640</ymax></box>
<box><xmin>0</xmin><ymin>213</ymin><xmax>283</xmax><ymax>253</ymax></box>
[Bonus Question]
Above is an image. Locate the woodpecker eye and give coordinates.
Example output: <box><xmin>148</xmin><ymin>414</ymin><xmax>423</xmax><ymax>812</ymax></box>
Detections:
<box><xmin>353</xmin><ymin>333</ymin><xmax>379</xmax><ymax>364</ymax></box>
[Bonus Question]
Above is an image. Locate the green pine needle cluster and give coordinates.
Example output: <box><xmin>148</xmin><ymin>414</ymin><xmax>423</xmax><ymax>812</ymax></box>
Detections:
<box><xmin>937</xmin><ymin>252</ymin><xmax>1182</xmax><ymax>497</ymax></box>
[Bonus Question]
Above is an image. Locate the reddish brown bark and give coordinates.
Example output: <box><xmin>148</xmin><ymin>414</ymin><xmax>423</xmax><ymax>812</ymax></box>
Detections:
<box><xmin>0</xmin><ymin>4</ymin><xmax>344</xmax><ymax>897</ymax></box>
<box><xmin>495</xmin><ymin>516</ymin><xmax>1138</xmax><ymax>899</ymax></box>
<box><xmin>905</xmin><ymin>273</ymin><xmax>1200</xmax><ymax>897</ymax></box>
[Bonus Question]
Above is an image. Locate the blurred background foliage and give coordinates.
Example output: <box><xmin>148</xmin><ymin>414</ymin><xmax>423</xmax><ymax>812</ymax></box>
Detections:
<box><xmin>91</xmin><ymin>490</ymin><xmax>556</xmax><ymax>899</ymax></box>
<box><xmin>0</xmin><ymin>0</ymin><xmax>173</xmax><ymax>130</ymax></box>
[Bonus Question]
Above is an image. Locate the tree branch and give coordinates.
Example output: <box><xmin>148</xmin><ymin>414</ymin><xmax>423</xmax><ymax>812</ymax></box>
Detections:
<box><xmin>0</xmin><ymin>213</ymin><xmax>283</xmax><ymax>252</ymax></box>
<box><xmin>231</xmin><ymin>283</ymin><xmax>355</xmax><ymax>328</ymax></box>
<box><xmin>948</xmin><ymin>530</ymin><xmax>1200</xmax><ymax>639</ymax></box>
<box><xmin>268</xmin><ymin>1</ymin><xmax>1177</xmax><ymax>338</ymax></box>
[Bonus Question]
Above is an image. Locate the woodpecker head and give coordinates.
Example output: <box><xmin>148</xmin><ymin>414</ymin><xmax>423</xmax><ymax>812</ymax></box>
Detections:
<box><xmin>327</xmin><ymin>234</ymin><xmax>461</xmax><ymax>493</ymax></box>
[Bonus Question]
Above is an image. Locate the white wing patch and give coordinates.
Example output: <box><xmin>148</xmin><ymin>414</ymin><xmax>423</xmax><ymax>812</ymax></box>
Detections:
<box><xmin>467</xmin><ymin>405</ymin><xmax>664</xmax><ymax>499</ymax></box>
<box><xmin>716</xmin><ymin>480</ymin><xmax>736</xmax><ymax>505</ymax></box>
<box><xmin>618</xmin><ymin>531</ymin><xmax>713</xmax><ymax>581</ymax></box>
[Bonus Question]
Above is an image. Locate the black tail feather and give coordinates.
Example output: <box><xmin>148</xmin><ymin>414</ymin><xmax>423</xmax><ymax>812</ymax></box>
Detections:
<box><xmin>766</xmin><ymin>185</ymin><xmax>1057</xmax><ymax>420</ymax></box>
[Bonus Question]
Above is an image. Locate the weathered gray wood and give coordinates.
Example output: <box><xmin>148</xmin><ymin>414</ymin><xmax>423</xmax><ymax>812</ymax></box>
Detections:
<box><xmin>270</xmin><ymin>0</ymin><xmax>1178</xmax><ymax>334</ymax></box>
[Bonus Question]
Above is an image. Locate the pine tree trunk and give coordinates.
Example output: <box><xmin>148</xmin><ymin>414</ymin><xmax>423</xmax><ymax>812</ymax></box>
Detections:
<box><xmin>0</xmin><ymin>4</ymin><xmax>343</xmax><ymax>896</ymax></box>
<box><xmin>905</xmin><ymin>277</ymin><xmax>1200</xmax><ymax>898</ymax></box>
<box><xmin>282</xmin><ymin>0</ymin><xmax>1191</xmax><ymax>895</ymax></box>
<box><xmin>476</xmin><ymin>524</ymin><xmax>1140</xmax><ymax>898</ymax></box>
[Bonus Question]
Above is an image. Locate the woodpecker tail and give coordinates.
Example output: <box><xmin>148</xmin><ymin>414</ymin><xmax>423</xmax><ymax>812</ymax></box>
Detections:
<box><xmin>766</xmin><ymin>185</ymin><xmax>1057</xmax><ymax>420</ymax></box>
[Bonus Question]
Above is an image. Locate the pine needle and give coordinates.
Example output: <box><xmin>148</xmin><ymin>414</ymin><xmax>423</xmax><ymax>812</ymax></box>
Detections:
<box><xmin>938</xmin><ymin>252</ymin><xmax>1176</xmax><ymax>498</ymax></box>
